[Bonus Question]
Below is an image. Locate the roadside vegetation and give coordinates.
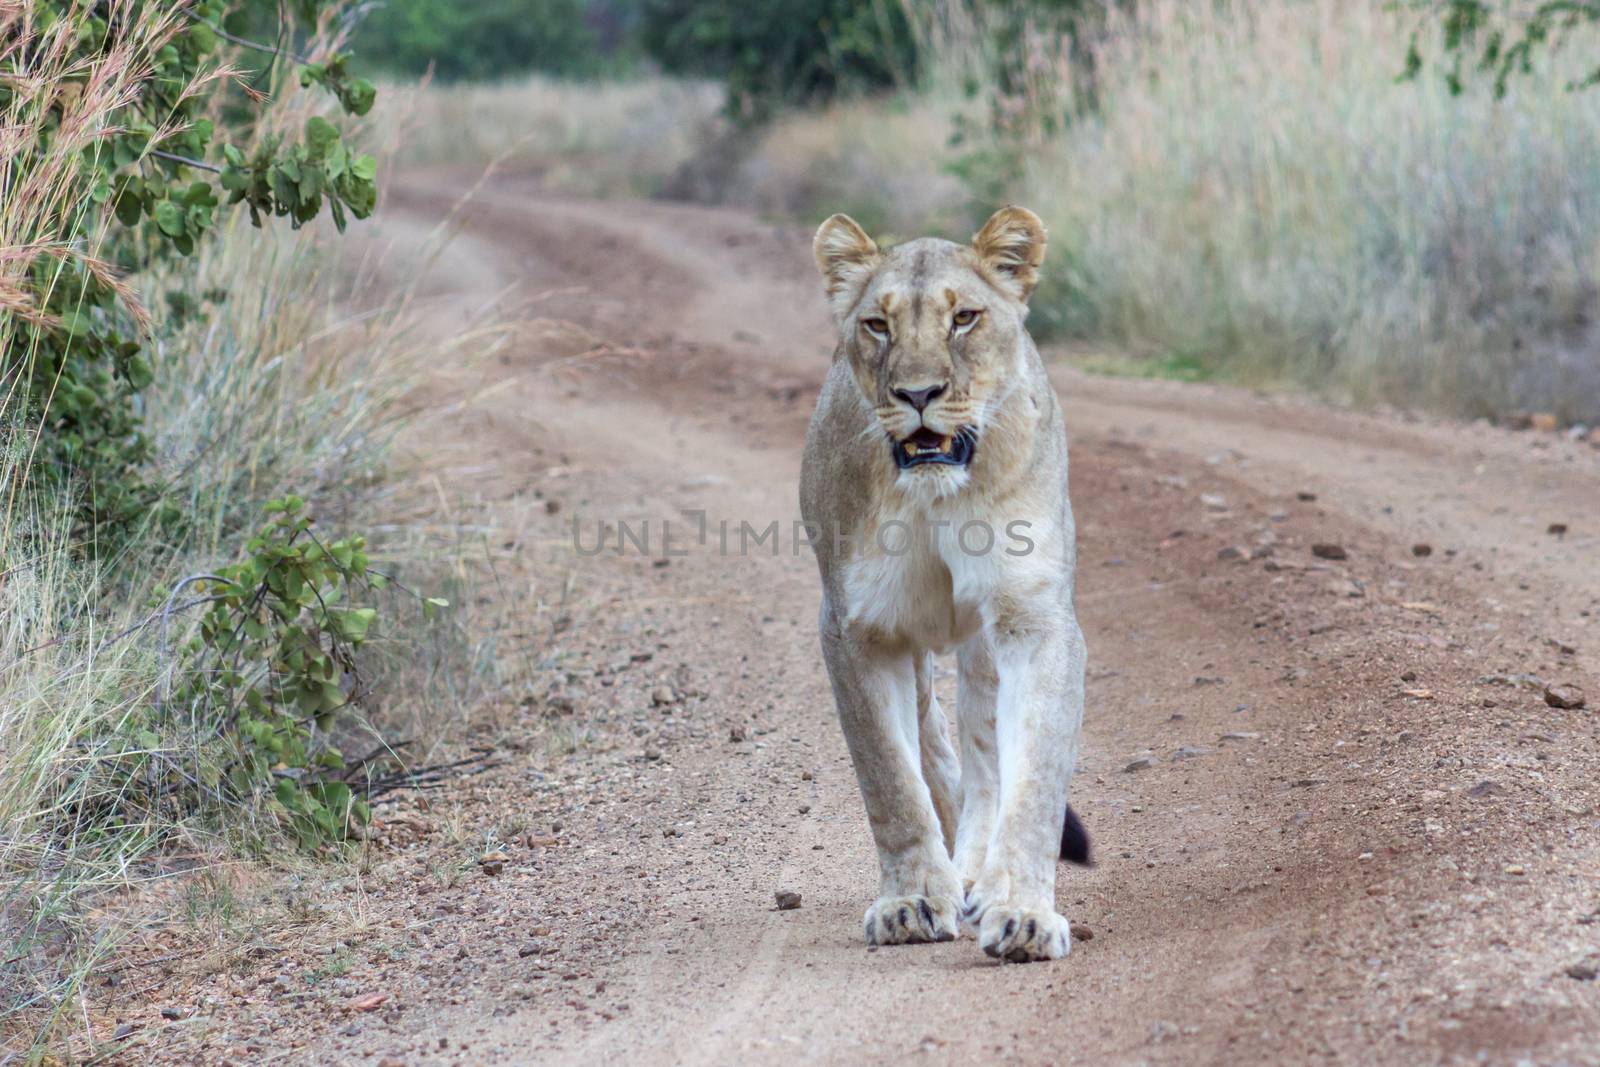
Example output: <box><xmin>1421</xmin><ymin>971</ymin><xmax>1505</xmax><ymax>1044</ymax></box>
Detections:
<box><xmin>0</xmin><ymin>2</ymin><xmax>498</xmax><ymax>1056</ymax></box>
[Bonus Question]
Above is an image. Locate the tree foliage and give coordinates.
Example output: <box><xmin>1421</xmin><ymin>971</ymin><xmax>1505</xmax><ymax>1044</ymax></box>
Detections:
<box><xmin>1401</xmin><ymin>1</ymin><xmax>1600</xmax><ymax>95</ymax></box>
<box><xmin>351</xmin><ymin>0</ymin><xmax>611</xmax><ymax>82</ymax></box>
<box><xmin>638</xmin><ymin>0</ymin><xmax>919</xmax><ymax>118</ymax></box>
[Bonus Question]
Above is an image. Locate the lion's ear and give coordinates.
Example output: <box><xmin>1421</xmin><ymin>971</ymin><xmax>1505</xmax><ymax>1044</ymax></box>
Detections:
<box><xmin>813</xmin><ymin>214</ymin><xmax>881</xmax><ymax>320</ymax></box>
<box><xmin>971</xmin><ymin>206</ymin><xmax>1047</xmax><ymax>303</ymax></box>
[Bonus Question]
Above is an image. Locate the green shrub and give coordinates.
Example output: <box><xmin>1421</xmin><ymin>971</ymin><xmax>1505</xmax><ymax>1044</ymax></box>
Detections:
<box><xmin>351</xmin><ymin>0</ymin><xmax>610</xmax><ymax>82</ymax></box>
<box><xmin>131</xmin><ymin>498</ymin><xmax>446</xmax><ymax>848</ymax></box>
<box><xmin>639</xmin><ymin>0</ymin><xmax>919</xmax><ymax>118</ymax></box>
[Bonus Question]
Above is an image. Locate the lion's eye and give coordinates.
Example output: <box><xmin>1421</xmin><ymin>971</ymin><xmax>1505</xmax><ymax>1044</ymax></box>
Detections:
<box><xmin>861</xmin><ymin>317</ymin><xmax>889</xmax><ymax>337</ymax></box>
<box><xmin>952</xmin><ymin>309</ymin><xmax>982</xmax><ymax>329</ymax></box>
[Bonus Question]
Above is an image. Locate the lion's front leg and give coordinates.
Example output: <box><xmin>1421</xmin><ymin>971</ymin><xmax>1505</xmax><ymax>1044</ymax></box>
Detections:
<box><xmin>821</xmin><ymin>613</ymin><xmax>962</xmax><ymax>946</ymax></box>
<box><xmin>962</xmin><ymin>618</ymin><xmax>1087</xmax><ymax>962</ymax></box>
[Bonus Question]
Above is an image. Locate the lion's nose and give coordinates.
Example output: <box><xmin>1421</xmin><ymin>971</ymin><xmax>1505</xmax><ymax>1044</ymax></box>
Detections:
<box><xmin>893</xmin><ymin>383</ymin><xmax>947</xmax><ymax>412</ymax></box>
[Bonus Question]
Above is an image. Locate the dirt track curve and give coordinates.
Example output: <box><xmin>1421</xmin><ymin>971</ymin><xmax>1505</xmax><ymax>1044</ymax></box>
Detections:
<box><xmin>152</xmin><ymin>168</ymin><xmax>1600</xmax><ymax>1066</ymax></box>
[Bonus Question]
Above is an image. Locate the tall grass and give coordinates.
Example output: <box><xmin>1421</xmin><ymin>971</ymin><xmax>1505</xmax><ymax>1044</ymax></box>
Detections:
<box><xmin>0</xmin><ymin>6</ymin><xmax>490</xmax><ymax>1056</ymax></box>
<box><xmin>948</xmin><ymin>0</ymin><xmax>1600</xmax><ymax>422</ymax></box>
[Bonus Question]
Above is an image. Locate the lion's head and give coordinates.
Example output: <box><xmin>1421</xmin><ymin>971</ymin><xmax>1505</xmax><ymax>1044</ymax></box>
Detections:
<box><xmin>812</xmin><ymin>206</ymin><xmax>1047</xmax><ymax>494</ymax></box>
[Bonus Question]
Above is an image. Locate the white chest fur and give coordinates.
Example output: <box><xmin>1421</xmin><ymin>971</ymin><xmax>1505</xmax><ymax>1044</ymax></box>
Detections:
<box><xmin>839</xmin><ymin>498</ymin><xmax>1061</xmax><ymax>652</ymax></box>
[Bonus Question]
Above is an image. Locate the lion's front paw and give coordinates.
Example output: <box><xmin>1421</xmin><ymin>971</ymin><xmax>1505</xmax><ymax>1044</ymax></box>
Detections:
<box><xmin>966</xmin><ymin>895</ymin><xmax>1071</xmax><ymax>963</ymax></box>
<box><xmin>863</xmin><ymin>894</ymin><xmax>960</xmax><ymax>946</ymax></box>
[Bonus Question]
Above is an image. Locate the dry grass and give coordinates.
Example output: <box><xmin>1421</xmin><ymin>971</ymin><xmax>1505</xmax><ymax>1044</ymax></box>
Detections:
<box><xmin>380</xmin><ymin>75</ymin><xmax>725</xmax><ymax>197</ymax></box>
<box><xmin>726</xmin><ymin>94</ymin><xmax>971</xmax><ymax>237</ymax></box>
<box><xmin>963</xmin><ymin>0</ymin><xmax>1600</xmax><ymax>422</ymax></box>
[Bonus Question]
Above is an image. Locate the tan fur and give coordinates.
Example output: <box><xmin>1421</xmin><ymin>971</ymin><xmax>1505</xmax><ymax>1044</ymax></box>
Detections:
<box><xmin>800</xmin><ymin>207</ymin><xmax>1087</xmax><ymax>962</ymax></box>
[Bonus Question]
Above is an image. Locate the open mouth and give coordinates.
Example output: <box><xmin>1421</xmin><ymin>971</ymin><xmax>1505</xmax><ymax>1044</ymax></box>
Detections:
<box><xmin>893</xmin><ymin>426</ymin><xmax>976</xmax><ymax>470</ymax></box>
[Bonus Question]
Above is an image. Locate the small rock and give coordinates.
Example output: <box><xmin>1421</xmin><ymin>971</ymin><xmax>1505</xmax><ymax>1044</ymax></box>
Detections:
<box><xmin>159</xmin><ymin>1007</ymin><xmax>182</xmax><ymax>1021</ymax></box>
<box><xmin>1411</xmin><ymin>543</ymin><xmax>1433</xmax><ymax>557</ymax></box>
<box><xmin>797</xmin><ymin>804</ymin><xmax>811</xmax><ymax>814</ymax></box>
<box><xmin>774</xmin><ymin>890</ymin><xmax>802</xmax><ymax>911</ymax></box>
<box><xmin>643</xmin><ymin>747</ymin><xmax>662</xmax><ymax>761</ymax></box>
<box><xmin>1466</xmin><ymin>780</ymin><xmax>1501</xmax><ymax>799</ymax></box>
<box><xmin>728</xmin><ymin>724</ymin><xmax>747</xmax><ymax>743</ymax></box>
<box><xmin>1172</xmin><ymin>745</ymin><xmax>1210</xmax><ymax>760</ymax></box>
<box><xmin>480</xmin><ymin>851</ymin><xmax>508</xmax><ymax>877</ymax></box>
<box><xmin>1216</xmin><ymin>546</ymin><xmax>1245</xmax><ymax>562</ymax></box>
<box><xmin>1296</xmin><ymin>491</ymin><xmax>1318</xmax><ymax>502</ymax></box>
<box><xmin>1200</xmin><ymin>493</ymin><xmax>1229</xmax><ymax>511</ymax></box>
<box><xmin>1219</xmin><ymin>731</ymin><xmax>1260</xmax><ymax>742</ymax></box>
<box><xmin>518</xmin><ymin>942</ymin><xmax>545</xmax><ymax>958</ymax></box>
<box><xmin>377</xmin><ymin>1058</ymin><xmax>406</xmax><ymax>1067</ymax></box>
<box><xmin>1566</xmin><ymin>963</ymin><xmax>1598</xmax><ymax>982</ymax></box>
<box><xmin>1547</xmin><ymin>637</ymin><xmax>1577</xmax><ymax>656</ymax></box>
<box><xmin>1070</xmin><ymin>924</ymin><xmax>1094</xmax><ymax>942</ymax></box>
<box><xmin>1400</xmin><ymin>688</ymin><xmax>1435</xmax><ymax>700</ymax></box>
<box><xmin>801</xmin><ymin>770</ymin><xmax>814</xmax><ymax>781</ymax></box>
<box><xmin>1545</xmin><ymin>684</ymin><xmax>1586</xmax><ymax>710</ymax></box>
<box><xmin>650</xmin><ymin>686</ymin><xmax>677</xmax><ymax>706</ymax></box>
<box><xmin>1504</xmin><ymin>864</ymin><xmax>1526</xmax><ymax>876</ymax></box>
<box><xmin>1548</xmin><ymin>522</ymin><xmax>1568</xmax><ymax>537</ymax></box>
<box><xmin>1311</xmin><ymin>543</ymin><xmax>1347</xmax><ymax>561</ymax></box>
<box><xmin>349</xmin><ymin>992</ymin><xmax>389</xmax><ymax>1013</ymax></box>
<box><xmin>113</xmin><ymin>1023</ymin><xmax>135</xmax><ymax>1040</ymax></box>
<box><xmin>1123</xmin><ymin>756</ymin><xmax>1156</xmax><ymax>773</ymax></box>
<box><xmin>1400</xmin><ymin>670</ymin><xmax>1417</xmax><ymax>682</ymax></box>
<box><xmin>1530</xmin><ymin>412</ymin><xmax>1559</xmax><ymax>433</ymax></box>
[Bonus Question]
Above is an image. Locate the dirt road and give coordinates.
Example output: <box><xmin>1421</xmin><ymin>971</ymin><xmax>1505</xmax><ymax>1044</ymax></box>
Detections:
<box><xmin>151</xmin><ymin>169</ymin><xmax>1600</xmax><ymax>1066</ymax></box>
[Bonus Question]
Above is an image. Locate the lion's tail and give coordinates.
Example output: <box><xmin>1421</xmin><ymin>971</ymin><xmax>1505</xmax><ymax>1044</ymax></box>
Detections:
<box><xmin>1060</xmin><ymin>804</ymin><xmax>1093</xmax><ymax>866</ymax></box>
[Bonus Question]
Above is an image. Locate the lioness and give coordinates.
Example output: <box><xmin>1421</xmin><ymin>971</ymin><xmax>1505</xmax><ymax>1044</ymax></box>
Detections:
<box><xmin>799</xmin><ymin>207</ymin><xmax>1089</xmax><ymax>963</ymax></box>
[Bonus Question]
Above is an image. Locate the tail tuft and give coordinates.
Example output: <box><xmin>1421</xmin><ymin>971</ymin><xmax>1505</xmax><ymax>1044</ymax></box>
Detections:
<box><xmin>1060</xmin><ymin>804</ymin><xmax>1092</xmax><ymax>866</ymax></box>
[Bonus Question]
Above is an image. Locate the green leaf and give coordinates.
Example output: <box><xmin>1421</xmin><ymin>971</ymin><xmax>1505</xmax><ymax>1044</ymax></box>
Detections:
<box><xmin>346</xmin><ymin>78</ymin><xmax>376</xmax><ymax>117</ymax></box>
<box><xmin>306</xmin><ymin>115</ymin><xmax>339</xmax><ymax>153</ymax></box>
<box><xmin>331</xmin><ymin>607</ymin><xmax>375</xmax><ymax>642</ymax></box>
<box><xmin>350</xmin><ymin>154</ymin><xmax>377</xmax><ymax>181</ymax></box>
<box><xmin>153</xmin><ymin>199</ymin><xmax>183</xmax><ymax>236</ymax></box>
<box><xmin>188</xmin><ymin>22</ymin><xmax>217</xmax><ymax>53</ymax></box>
